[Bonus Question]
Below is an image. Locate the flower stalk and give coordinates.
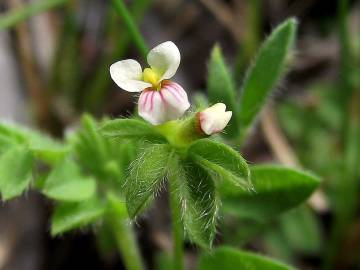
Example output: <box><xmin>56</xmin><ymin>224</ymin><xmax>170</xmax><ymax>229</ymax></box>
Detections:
<box><xmin>110</xmin><ymin>220</ymin><xmax>144</xmax><ymax>270</ymax></box>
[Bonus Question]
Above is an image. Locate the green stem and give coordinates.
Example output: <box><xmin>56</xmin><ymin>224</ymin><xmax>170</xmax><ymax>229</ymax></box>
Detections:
<box><xmin>107</xmin><ymin>197</ymin><xmax>144</xmax><ymax>270</ymax></box>
<box><xmin>169</xmin><ymin>178</ymin><xmax>185</xmax><ymax>270</ymax></box>
<box><xmin>0</xmin><ymin>0</ymin><xmax>68</xmax><ymax>31</ymax></box>
<box><xmin>112</xmin><ymin>0</ymin><xmax>149</xmax><ymax>60</ymax></box>
<box><xmin>111</xmin><ymin>220</ymin><xmax>144</xmax><ymax>270</ymax></box>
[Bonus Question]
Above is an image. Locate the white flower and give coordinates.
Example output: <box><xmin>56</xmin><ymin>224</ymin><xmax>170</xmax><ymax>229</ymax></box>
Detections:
<box><xmin>197</xmin><ymin>103</ymin><xmax>232</xmax><ymax>135</ymax></box>
<box><xmin>110</xmin><ymin>41</ymin><xmax>190</xmax><ymax>125</ymax></box>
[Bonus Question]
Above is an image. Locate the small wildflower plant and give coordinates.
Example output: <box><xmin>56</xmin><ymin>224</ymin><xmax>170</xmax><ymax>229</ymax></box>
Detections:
<box><xmin>0</xmin><ymin>17</ymin><xmax>320</xmax><ymax>270</ymax></box>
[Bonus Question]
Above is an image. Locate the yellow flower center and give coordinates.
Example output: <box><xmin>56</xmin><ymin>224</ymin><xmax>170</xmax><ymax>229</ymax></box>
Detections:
<box><xmin>143</xmin><ymin>68</ymin><xmax>161</xmax><ymax>90</ymax></box>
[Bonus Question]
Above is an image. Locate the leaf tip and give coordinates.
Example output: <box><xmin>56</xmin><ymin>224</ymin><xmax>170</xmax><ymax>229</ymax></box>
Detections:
<box><xmin>211</xmin><ymin>44</ymin><xmax>222</xmax><ymax>57</ymax></box>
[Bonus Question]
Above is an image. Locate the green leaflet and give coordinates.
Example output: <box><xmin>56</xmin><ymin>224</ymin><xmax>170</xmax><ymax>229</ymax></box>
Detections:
<box><xmin>221</xmin><ymin>165</ymin><xmax>320</xmax><ymax>220</ymax></box>
<box><xmin>279</xmin><ymin>206</ymin><xmax>322</xmax><ymax>254</ymax></box>
<box><xmin>264</xmin><ymin>227</ymin><xmax>295</xmax><ymax>262</ymax></box>
<box><xmin>169</xmin><ymin>156</ymin><xmax>219</xmax><ymax>249</ymax></box>
<box><xmin>43</xmin><ymin>158</ymin><xmax>96</xmax><ymax>202</ymax></box>
<box><xmin>263</xmin><ymin>206</ymin><xmax>322</xmax><ymax>262</ymax></box>
<box><xmin>125</xmin><ymin>144</ymin><xmax>171</xmax><ymax>218</ymax></box>
<box><xmin>188</xmin><ymin>139</ymin><xmax>251</xmax><ymax>189</ymax></box>
<box><xmin>0</xmin><ymin>123</ymin><xmax>26</xmax><ymax>152</ymax></box>
<box><xmin>0</xmin><ymin>146</ymin><xmax>33</xmax><ymax>200</ymax></box>
<box><xmin>0</xmin><ymin>122</ymin><xmax>68</xmax><ymax>163</ymax></box>
<box><xmin>72</xmin><ymin>115</ymin><xmax>111</xmax><ymax>180</ymax></box>
<box><xmin>198</xmin><ymin>246</ymin><xmax>295</xmax><ymax>270</ymax></box>
<box><xmin>51</xmin><ymin>198</ymin><xmax>106</xmax><ymax>236</ymax></box>
<box><xmin>238</xmin><ymin>18</ymin><xmax>297</xmax><ymax>135</ymax></box>
<box><xmin>207</xmin><ymin>46</ymin><xmax>239</xmax><ymax>137</ymax></box>
<box><xmin>100</xmin><ymin>118</ymin><xmax>165</xmax><ymax>142</ymax></box>
<box><xmin>184</xmin><ymin>163</ymin><xmax>219</xmax><ymax>249</ymax></box>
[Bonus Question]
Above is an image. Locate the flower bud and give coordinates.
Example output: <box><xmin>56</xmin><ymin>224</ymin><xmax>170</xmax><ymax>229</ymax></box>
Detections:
<box><xmin>197</xmin><ymin>103</ymin><xmax>232</xmax><ymax>135</ymax></box>
<box><xmin>138</xmin><ymin>81</ymin><xmax>190</xmax><ymax>125</ymax></box>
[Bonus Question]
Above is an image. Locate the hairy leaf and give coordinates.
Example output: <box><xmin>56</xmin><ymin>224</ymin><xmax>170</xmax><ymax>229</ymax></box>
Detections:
<box><xmin>188</xmin><ymin>139</ymin><xmax>250</xmax><ymax>189</ymax></box>
<box><xmin>125</xmin><ymin>144</ymin><xmax>171</xmax><ymax>218</ymax></box>
<box><xmin>72</xmin><ymin>115</ymin><xmax>110</xmax><ymax>179</ymax></box>
<box><xmin>0</xmin><ymin>123</ymin><xmax>26</xmax><ymax>152</ymax></box>
<box><xmin>43</xmin><ymin>159</ymin><xmax>96</xmax><ymax>202</ymax></box>
<box><xmin>0</xmin><ymin>122</ymin><xmax>67</xmax><ymax>163</ymax></box>
<box><xmin>100</xmin><ymin>118</ymin><xmax>165</xmax><ymax>142</ymax></box>
<box><xmin>238</xmin><ymin>18</ymin><xmax>297</xmax><ymax>133</ymax></box>
<box><xmin>0</xmin><ymin>146</ymin><xmax>33</xmax><ymax>200</ymax></box>
<box><xmin>198</xmin><ymin>246</ymin><xmax>295</xmax><ymax>270</ymax></box>
<box><xmin>221</xmin><ymin>165</ymin><xmax>320</xmax><ymax>220</ymax></box>
<box><xmin>177</xmin><ymin>161</ymin><xmax>219</xmax><ymax>249</ymax></box>
<box><xmin>51</xmin><ymin>198</ymin><xmax>105</xmax><ymax>235</ymax></box>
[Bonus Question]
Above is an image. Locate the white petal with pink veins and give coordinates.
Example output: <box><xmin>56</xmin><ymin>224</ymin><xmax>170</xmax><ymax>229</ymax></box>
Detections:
<box><xmin>138</xmin><ymin>81</ymin><xmax>190</xmax><ymax>125</ymax></box>
<box><xmin>199</xmin><ymin>103</ymin><xmax>232</xmax><ymax>135</ymax></box>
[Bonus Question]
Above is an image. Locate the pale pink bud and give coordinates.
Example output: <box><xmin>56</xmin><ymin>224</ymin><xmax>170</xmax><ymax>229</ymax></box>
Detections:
<box><xmin>197</xmin><ymin>103</ymin><xmax>232</xmax><ymax>135</ymax></box>
<box><xmin>138</xmin><ymin>81</ymin><xmax>190</xmax><ymax>125</ymax></box>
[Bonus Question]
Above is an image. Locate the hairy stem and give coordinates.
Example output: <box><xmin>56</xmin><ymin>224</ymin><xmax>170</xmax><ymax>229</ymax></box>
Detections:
<box><xmin>169</xmin><ymin>178</ymin><xmax>185</xmax><ymax>270</ymax></box>
<box><xmin>109</xmin><ymin>216</ymin><xmax>144</xmax><ymax>270</ymax></box>
<box><xmin>108</xmin><ymin>202</ymin><xmax>144</xmax><ymax>270</ymax></box>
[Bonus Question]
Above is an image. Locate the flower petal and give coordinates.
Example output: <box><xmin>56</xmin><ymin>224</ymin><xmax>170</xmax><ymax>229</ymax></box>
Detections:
<box><xmin>138</xmin><ymin>90</ymin><xmax>163</xmax><ymax>124</ymax></box>
<box><xmin>199</xmin><ymin>103</ymin><xmax>232</xmax><ymax>135</ymax></box>
<box><xmin>147</xmin><ymin>41</ymin><xmax>180</xmax><ymax>81</ymax></box>
<box><xmin>110</xmin><ymin>59</ymin><xmax>151</xmax><ymax>92</ymax></box>
<box><xmin>160</xmin><ymin>81</ymin><xmax>190</xmax><ymax>118</ymax></box>
<box><xmin>138</xmin><ymin>81</ymin><xmax>190</xmax><ymax>125</ymax></box>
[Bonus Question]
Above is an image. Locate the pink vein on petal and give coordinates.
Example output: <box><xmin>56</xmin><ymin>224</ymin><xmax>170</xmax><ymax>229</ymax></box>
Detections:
<box><xmin>164</xmin><ymin>85</ymin><xmax>182</xmax><ymax>102</ymax></box>
<box><xmin>172</xmin><ymin>83</ymin><xmax>186</xmax><ymax>98</ymax></box>
<box><xmin>150</xmin><ymin>91</ymin><xmax>155</xmax><ymax>111</ymax></box>
<box><xmin>159</xmin><ymin>90</ymin><xmax>167</xmax><ymax>105</ymax></box>
<box><xmin>142</xmin><ymin>91</ymin><xmax>149</xmax><ymax>110</ymax></box>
